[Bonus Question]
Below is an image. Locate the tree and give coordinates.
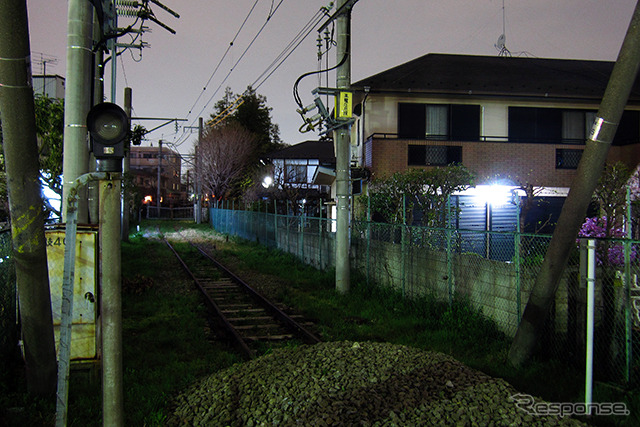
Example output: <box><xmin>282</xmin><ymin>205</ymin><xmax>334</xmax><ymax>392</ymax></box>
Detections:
<box><xmin>198</xmin><ymin>122</ymin><xmax>256</xmax><ymax>200</ymax></box>
<box><xmin>363</xmin><ymin>165</ymin><xmax>475</xmax><ymax>226</ymax></box>
<box><xmin>1</xmin><ymin>95</ymin><xmax>65</xmax><ymax>221</ymax></box>
<box><xmin>210</xmin><ymin>86</ymin><xmax>283</xmax><ymax>194</ymax></box>
<box><xmin>34</xmin><ymin>95</ymin><xmax>64</xmax><ymax>216</ymax></box>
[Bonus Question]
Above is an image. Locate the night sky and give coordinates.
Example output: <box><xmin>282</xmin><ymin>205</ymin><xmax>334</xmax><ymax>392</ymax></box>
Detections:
<box><xmin>27</xmin><ymin>0</ymin><xmax>637</xmax><ymax>154</ymax></box>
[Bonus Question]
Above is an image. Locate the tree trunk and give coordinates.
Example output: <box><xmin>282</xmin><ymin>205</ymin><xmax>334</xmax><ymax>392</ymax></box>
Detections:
<box><xmin>0</xmin><ymin>0</ymin><xmax>57</xmax><ymax>394</ymax></box>
<box><xmin>508</xmin><ymin>0</ymin><xmax>640</xmax><ymax>367</ymax></box>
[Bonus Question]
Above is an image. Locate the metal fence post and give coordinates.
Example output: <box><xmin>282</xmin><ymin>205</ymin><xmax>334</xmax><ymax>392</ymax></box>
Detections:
<box><xmin>624</xmin><ymin>185</ymin><xmax>633</xmax><ymax>383</ymax></box>
<box><xmin>318</xmin><ymin>200</ymin><xmax>323</xmax><ymax>269</ymax></box>
<box><xmin>367</xmin><ymin>196</ymin><xmax>371</xmax><ymax>285</ymax></box>
<box><xmin>401</xmin><ymin>194</ymin><xmax>407</xmax><ymax>298</ymax></box>
<box><xmin>515</xmin><ymin>194</ymin><xmax>522</xmax><ymax>322</ymax></box>
<box><xmin>274</xmin><ymin>200</ymin><xmax>278</xmax><ymax>250</ymax></box>
<box><xmin>446</xmin><ymin>195</ymin><xmax>453</xmax><ymax>306</ymax></box>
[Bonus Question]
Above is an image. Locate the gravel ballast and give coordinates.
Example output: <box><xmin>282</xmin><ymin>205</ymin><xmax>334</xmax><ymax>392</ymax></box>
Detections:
<box><xmin>168</xmin><ymin>341</ymin><xmax>585</xmax><ymax>426</ymax></box>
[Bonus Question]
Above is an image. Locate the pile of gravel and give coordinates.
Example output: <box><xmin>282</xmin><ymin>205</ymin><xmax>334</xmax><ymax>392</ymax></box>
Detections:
<box><xmin>168</xmin><ymin>341</ymin><xmax>585</xmax><ymax>426</ymax></box>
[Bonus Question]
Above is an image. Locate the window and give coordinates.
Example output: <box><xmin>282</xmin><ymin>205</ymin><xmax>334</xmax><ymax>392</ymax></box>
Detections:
<box><xmin>509</xmin><ymin>107</ymin><xmax>562</xmax><ymax>143</ymax></box>
<box><xmin>398</xmin><ymin>103</ymin><xmax>480</xmax><ymax>141</ymax></box>
<box><xmin>408</xmin><ymin>145</ymin><xmax>462</xmax><ymax>166</ymax></box>
<box><xmin>425</xmin><ymin>105</ymin><xmax>448</xmax><ymax>140</ymax></box>
<box><xmin>285</xmin><ymin>164</ymin><xmax>307</xmax><ymax>183</ymax></box>
<box><xmin>613</xmin><ymin>110</ymin><xmax>640</xmax><ymax>145</ymax></box>
<box><xmin>511</xmin><ymin>107</ymin><xmax>639</xmax><ymax>145</ymax></box>
<box><xmin>556</xmin><ymin>149</ymin><xmax>583</xmax><ymax>169</ymax></box>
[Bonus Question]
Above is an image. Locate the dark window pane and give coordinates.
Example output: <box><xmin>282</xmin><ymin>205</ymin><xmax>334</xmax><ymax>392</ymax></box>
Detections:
<box><xmin>509</xmin><ymin>107</ymin><xmax>561</xmax><ymax>142</ymax></box>
<box><xmin>398</xmin><ymin>103</ymin><xmax>426</xmax><ymax>139</ymax></box>
<box><xmin>509</xmin><ymin>107</ymin><xmax>536</xmax><ymax>142</ymax></box>
<box><xmin>425</xmin><ymin>146</ymin><xmax>448</xmax><ymax>165</ymax></box>
<box><xmin>536</xmin><ymin>108</ymin><xmax>562</xmax><ymax>143</ymax></box>
<box><xmin>613</xmin><ymin>110</ymin><xmax>639</xmax><ymax>146</ymax></box>
<box><xmin>447</xmin><ymin>146</ymin><xmax>463</xmax><ymax>164</ymax></box>
<box><xmin>451</xmin><ymin>105</ymin><xmax>480</xmax><ymax>141</ymax></box>
<box><xmin>408</xmin><ymin>145</ymin><xmax>426</xmax><ymax>165</ymax></box>
<box><xmin>556</xmin><ymin>149</ymin><xmax>583</xmax><ymax>169</ymax></box>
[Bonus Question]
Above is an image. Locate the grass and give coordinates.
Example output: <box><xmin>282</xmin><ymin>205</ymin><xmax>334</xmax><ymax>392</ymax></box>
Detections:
<box><xmin>1</xmin><ymin>220</ymin><xmax>638</xmax><ymax>425</ymax></box>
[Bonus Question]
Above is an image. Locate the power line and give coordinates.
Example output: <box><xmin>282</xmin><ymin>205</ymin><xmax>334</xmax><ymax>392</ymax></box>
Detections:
<box><xmin>190</xmin><ymin>0</ymin><xmax>286</xmax><ymax>122</ymax></box>
<box><xmin>251</xmin><ymin>7</ymin><xmax>327</xmax><ymax>91</ymax></box>
<box><xmin>174</xmin><ymin>2</ymin><xmax>331</xmax><ymax>150</ymax></box>
<box><xmin>185</xmin><ymin>0</ymin><xmax>261</xmax><ymax>117</ymax></box>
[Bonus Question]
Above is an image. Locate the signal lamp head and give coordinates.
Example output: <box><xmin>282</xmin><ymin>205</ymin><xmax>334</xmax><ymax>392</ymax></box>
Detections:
<box><xmin>87</xmin><ymin>102</ymin><xmax>129</xmax><ymax>159</ymax></box>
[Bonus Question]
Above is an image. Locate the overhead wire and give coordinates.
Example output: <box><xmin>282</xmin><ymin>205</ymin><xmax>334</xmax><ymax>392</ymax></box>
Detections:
<box><xmin>173</xmin><ymin>2</ymin><xmax>330</xmax><ymax>149</ymax></box>
<box><xmin>185</xmin><ymin>0</ymin><xmax>261</xmax><ymax>117</ymax></box>
<box><xmin>251</xmin><ymin>7</ymin><xmax>327</xmax><ymax>91</ymax></box>
<box><xmin>190</xmin><ymin>0</ymin><xmax>286</xmax><ymax>123</ymax></box>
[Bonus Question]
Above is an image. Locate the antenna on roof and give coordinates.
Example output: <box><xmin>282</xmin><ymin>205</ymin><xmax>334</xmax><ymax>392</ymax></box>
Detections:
<box><xmin>494</xmin><ymin>0</ymin><xmax>511</xmax><ymax>56</ymax></box>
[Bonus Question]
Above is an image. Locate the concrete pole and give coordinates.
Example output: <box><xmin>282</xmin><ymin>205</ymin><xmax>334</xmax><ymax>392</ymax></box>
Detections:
<box><xmin>62</xmin><ymin>0</ymin><xmax>93</xmax><ymax>222</ymax></box>
<box><xmin>508</xmin><ymin>0</ymin><xmax>640</xmax><ymax>367</ymax></box>
<box><xmin>122</xmin><ymin>87</ymin><xmax>132</xmax><ymax>240</ymax></box>
<box><xmin>99</xmin><ymin>175</ymin><xmax>124</xmax><ymax>426</ymax></box>
<box><xmin>110</xmin><ymin>0</ymin><xmax>118</xmax><ymax>103</ymax></box>
<box><xmin>196</xmin><ymin>118</ymin><xmax>203</xmax><ymax>223</ymax></box>
<box><xmin>334</xmin><ymin>0</ymin><xmax>352</xmax><ymax>293</ymax></box>
<box><xmin>157</xmin><ymin>139</ymin><xmax>162</xmax><ymax>217</ymax></box>
<box><xmin>0</xmin><ymin>0</ymin><xmax>57</xmax><ymax>395</ymax></box>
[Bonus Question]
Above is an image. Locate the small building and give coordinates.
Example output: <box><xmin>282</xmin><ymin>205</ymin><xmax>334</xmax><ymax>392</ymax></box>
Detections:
<box><xmin>32</xmin><ymin>74</ymin><xmax>65</xmax><ymax>99</ymax></box>
<box><xmin>129</xmin><ymin>145</ymin><xmax>187</xmax><ymax>206</ymax></box>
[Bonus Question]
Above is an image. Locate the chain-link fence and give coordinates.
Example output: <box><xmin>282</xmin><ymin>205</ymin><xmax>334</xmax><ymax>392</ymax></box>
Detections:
<box><xmin>209</xmin><ymin>205</ymin><xmax>640</xmax><ymax>387</ymax></box>
<box><xmin>0</xmin><ymin>228</ymin><xmax>17</xmax><ymax>376</ymax></box>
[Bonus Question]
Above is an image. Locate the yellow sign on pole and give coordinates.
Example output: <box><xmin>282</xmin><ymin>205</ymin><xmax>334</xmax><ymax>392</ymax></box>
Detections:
<box><xmin>47</xmin><ymin>229</ymin><xmax>98</xmax><ymax>360</ymax></box>
<box><xmin>335</xmin><ymin>91</ymin><xmax>352</xmax><ymax>119</ymax></box>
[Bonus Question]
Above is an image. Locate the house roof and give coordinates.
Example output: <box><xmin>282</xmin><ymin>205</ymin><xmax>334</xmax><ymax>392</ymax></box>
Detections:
<box><xmin>267</xmin><ymin>140</ymin><xmax>335</xmax><ymax>163</ymax></box>
<box><xmin>351</xmin><ymin>53</ymin><xmax>640</xmax><ymax>102</ymax></box>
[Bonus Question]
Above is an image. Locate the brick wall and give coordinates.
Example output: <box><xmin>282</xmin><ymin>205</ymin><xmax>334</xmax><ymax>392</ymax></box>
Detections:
<box><xmin>364</xmin><ymin>137</ymin><xmax>589</xmax><ymax>186</ymax></box>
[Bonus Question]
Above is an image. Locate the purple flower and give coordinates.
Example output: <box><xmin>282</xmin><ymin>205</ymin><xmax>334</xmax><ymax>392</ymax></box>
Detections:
<box><xmin>577</xmin><ymin>216</ymin><xmax>637</xmax><ymax>265</ymax></box>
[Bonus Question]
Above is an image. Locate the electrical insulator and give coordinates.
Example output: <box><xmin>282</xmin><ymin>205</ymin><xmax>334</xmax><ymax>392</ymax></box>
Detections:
<box><xmin>117</xmin><ymin>7</ymin><xmax>140</xmax><ymax>17</ymax></box>
<box><xmin>116</xmin><ymin>0</ymin><xmax>139</xmax><ymax>6</ymax></box>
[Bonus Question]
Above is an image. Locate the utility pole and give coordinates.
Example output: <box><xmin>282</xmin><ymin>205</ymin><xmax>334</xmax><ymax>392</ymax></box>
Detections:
<box><xmin>508</xmin><ymin>0</ymin><xmax>640</xmax><ymax>367</ymax></box>
<box><xmin>122</xmin><ymin>87</ymin><xmax>132</xmax><ymax>240</ymax></box>
<box><xmin>196</xmin><ymin>117</ymin><xmax>203</xmax><ymax>224</ymax></box>
<box><xmin>0</xmin><ymin>0</ymin><xmax>57</xmax><ymax>395</ymax></box>
<box><xmin>62</xmin><ymin>0</ymin><xmax>93</xmax><ymax>222</ymax></box>
<box><xmin>99</xmin><ymin>174</ymin><xmax>124</xmax><ymax>426</ymax></box>
<box><xmin>157</xmin><ymin>139</ymin><xmax>163</xmax><ymax>217</ymax></box>
<box><xmin>334</xmin><ymin>0</ymin><xmax>354</xmax><ymax>294</ymax></box>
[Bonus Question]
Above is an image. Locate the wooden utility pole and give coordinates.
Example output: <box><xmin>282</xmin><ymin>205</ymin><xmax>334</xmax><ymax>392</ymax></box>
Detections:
<box><xmin>0</xmin><ymin>0</ymin><xmax>57</xmax><ymax>395</ymax></box>
<box><xmin>508</xmin><ymin>0</ymin><xmax>640</xmax><ymax>367</ymax></box>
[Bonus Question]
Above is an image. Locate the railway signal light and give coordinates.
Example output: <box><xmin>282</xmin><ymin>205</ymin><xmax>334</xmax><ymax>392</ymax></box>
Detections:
<box><xmin>87</xmin><ymin>102</ymin><xmax>129</xmax><ymax>160</ymax></box>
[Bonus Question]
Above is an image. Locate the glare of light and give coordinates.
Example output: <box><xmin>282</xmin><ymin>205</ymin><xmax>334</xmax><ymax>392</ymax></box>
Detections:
<box><xmin>475</xmin><ymin>184</ymin><xmax>513</xmax><ymax>207</ymax></box>
<box><xmin>262</xmin><ymin>176</ymin><xmax>273</xmax><ymax>188</ymax></box>
<box><xmin>143</xmin><ymin>195</ymin><xmax>152</xmax><ymax>204</ymax></box>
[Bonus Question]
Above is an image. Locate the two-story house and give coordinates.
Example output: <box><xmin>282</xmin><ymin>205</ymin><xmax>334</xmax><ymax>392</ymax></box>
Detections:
<box><xmin>349</xmin><ymin>53</ymin><xmax>640</xmax><ymax>192</ymax></box>
<box><xmin>264</xmin><ymin>139</ymin><xmax>335</xmax><ymax>215</ymax></box>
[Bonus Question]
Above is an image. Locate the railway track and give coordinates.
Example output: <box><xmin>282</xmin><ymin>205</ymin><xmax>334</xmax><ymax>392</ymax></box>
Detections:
<box><xmin>163</xmin><ymin>237</ymin><xmax>321</xmax><ymax>359</ymax></box>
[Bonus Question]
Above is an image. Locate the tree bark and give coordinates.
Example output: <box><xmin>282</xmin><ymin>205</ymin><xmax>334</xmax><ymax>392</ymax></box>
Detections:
<box><xmin>508</xmin><ymin>0</ymin><xmax>640</xmax><ymax>367</ymax></box>
<box><xmin>0</xmin><ymin>0</ymin><xmax>57</xmax><ymax>394</ymax></box>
